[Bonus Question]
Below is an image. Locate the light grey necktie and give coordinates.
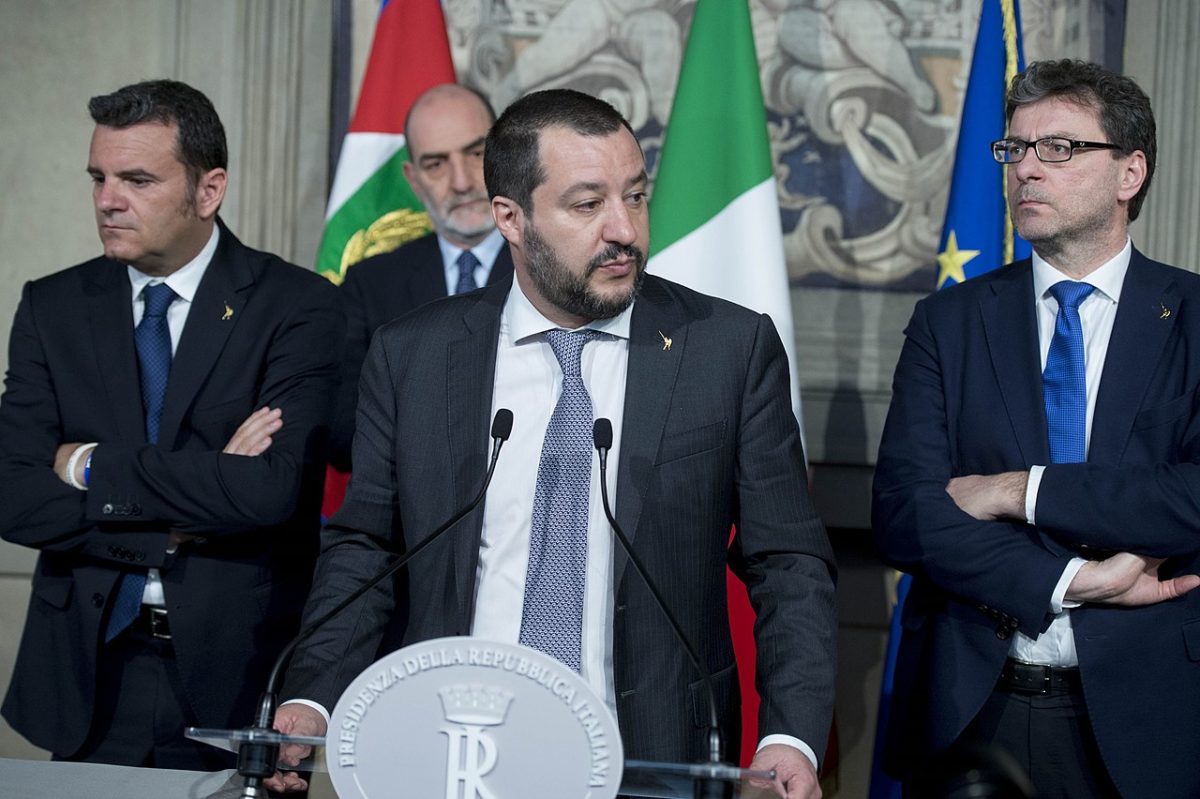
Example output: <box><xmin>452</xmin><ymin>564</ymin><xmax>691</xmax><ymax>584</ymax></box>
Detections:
<box><xmin>518</xmin><ymin>329</ymin><xmax>602</xmax><ymax>672</ymax></box>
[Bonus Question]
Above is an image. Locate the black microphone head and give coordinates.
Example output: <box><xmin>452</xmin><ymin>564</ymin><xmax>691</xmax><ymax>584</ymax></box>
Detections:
<box><xmin>593</xmin><ymin>418</ymin><xmax>613</xmax><ymax>451</ymax></box>
<box><xmin>491</xmin><ymin>408</ymin><xmax>514</xmax><ymax>441</ymax></box>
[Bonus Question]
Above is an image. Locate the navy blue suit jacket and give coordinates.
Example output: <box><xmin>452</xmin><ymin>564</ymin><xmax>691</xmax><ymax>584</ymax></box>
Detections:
<box><xmin>873</xmin><ymin>248</ymin><xmax>1200</xmax><ymax>798</ymax></box>
<box><xmin>0</xmin><ymin>223</ymin><xmax>341</xmax><ymax>756</ymax></box>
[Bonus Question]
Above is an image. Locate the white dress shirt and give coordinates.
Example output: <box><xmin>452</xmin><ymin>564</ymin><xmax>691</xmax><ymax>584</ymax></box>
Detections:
<box><xmin>125</xmin><ymin>225</ymin><xmax>219</xmax><ymax>606</ymax></box>
<box><xmin>437</xmin><ymin>228</ymin><xmax>505</xmax><ymax>294</ymax></box>
<box><xmin>1014</xmin><ymin>238</ymin><xmax>1131</xmax><ymax>666</ymax></box>
<box><xmin>473</xmin><ymin>277</ymin><xmax>630</xmax><ymax>710</ymax></box>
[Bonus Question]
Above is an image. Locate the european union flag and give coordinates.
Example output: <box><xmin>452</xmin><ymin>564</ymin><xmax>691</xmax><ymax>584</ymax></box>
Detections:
<box><xmin>872</xmin><ymin>2</ymin><xmax>1029</xmax><ymax>796</ymax></box>
<box><xmin>936</xmin><ymin>0</ymin><xmax>1031</xmax><ymax>289</ymax></box>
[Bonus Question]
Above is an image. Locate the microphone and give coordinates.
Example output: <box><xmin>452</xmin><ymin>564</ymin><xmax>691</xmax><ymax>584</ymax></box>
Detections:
<box><xmin>234</xmin><ymin>409</ymin><xmax>514</xmax><ymax>797</ymax></box>
<box><xmin>592</xmin><ymin>418</ymin><xmax>729</xmax><ymax>794</ymax></box>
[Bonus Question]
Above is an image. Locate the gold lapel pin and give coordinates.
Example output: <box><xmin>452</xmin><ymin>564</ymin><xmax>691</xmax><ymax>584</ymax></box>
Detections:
<box><xmin>222</xmin><ymin>303</ymin><xmax>234</xmax><ymax>321</ymax></box>
<box><xmin>658</xmin><ymin>330</ymin><xmax>672</xmax><ymax>351</ymax></box>
<box><xmin>1160</xmin><ymin>303</ymin><xmax>1171</xmax><ymax>320</ymax></box>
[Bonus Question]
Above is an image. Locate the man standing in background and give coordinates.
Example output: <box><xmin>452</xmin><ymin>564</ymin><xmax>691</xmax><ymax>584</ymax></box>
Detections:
<box><xmin>0</xmin><ymin>79</ymin><xmax>341</xmax><ymax>769</ymax></box>
<box><xmin>874</xmin><ymin>60</ymin><xmax>1200</xmax><ymax>798</ymax></box>
<box><xmin>330</xmin><ymin>83</ymin><xmax>513</xmax><ymax>470</ymax></box>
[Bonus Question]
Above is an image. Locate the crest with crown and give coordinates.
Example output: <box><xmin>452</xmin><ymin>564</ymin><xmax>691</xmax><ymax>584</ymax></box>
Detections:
<box><xmin>438</xmin><ymin>683</ymin><xmax>515</xmax><ymax>727</ymax></box>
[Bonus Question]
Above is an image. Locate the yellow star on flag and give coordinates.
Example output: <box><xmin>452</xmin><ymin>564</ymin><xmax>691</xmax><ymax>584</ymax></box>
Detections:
<box><xmin>936</xmin><ymin>230</ymin><xmax>981</xmax><ymax>288</ymax></box>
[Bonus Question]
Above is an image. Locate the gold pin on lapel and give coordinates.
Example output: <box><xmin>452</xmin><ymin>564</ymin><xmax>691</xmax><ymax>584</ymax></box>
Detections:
<box><xmin>1160</xmin><ymin>303</ymin><xmax>1172</xmax><ymax>320</ymax></box>
<box><xmin>658</xmin><ymin>330</ymin><xmax>672</xmax><ymax>351</ymax></box>
<box><xmin>222</xmin><ymin>302</ymin><xmax>234</xmax><ymax>321</ymax></box>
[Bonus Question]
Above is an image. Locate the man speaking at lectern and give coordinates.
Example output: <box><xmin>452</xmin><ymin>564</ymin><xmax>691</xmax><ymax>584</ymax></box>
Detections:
<box><xmin>270</xmin><ymin>89</ymin><xmax>837</xmax><ymax>799</ymax></box>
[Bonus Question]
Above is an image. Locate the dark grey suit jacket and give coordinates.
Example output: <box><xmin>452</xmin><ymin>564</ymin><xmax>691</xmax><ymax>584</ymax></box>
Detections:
<box><xmin>0</xmin><ymin>222</ymin><xmax>342</xmax><ymax>756</ymax></box>
<box><xmin>286</xmin><ymin>274</ymin><xmax>837</xmax><ymax>763</ymax></box>
<box><xmin>329</xmin><ymin>232</ymin><xmax>514</xmax><ymax>469</ymax></box>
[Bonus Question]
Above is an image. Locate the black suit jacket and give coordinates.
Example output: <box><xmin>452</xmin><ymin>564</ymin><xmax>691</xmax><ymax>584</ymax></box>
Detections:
<box><xmin>873</xmin><ymin>249</ymin><xmax>1200</xmax><ymax>798</ymax></box>
<box><xmin>329</xmin><ymin>232</ymin><xmax>514</xmax><ymax>469</ymax></box>
<box><xmin>285</xmin><ymin>274</ymin><xmax>837</xmax><ymax>763</ymax></box>
<box><xmin>0</xmin><ymin>222</ymin><xmax>342</xmax><ymax>756</ymax></box>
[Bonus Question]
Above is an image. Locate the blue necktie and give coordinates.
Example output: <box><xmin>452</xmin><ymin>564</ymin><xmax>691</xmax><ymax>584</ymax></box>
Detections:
<box><xmin>519</xmin><ymin>329</ymin><xmax>602</xmax><ymax>672</ymax></box>
<box><xmin>106</xmin><ymin>282</ymin><xmax>176</xmax><ymax>641</ymax></box>
<box><xmin>455</xmin><ymin>250</ymin><xmax>480</xmax><ymax>294</ymax></box>
<box><xmin>1043</xmin><ymin>281</ymin><xmax>1095</xmax><ymax>464</ymax></box>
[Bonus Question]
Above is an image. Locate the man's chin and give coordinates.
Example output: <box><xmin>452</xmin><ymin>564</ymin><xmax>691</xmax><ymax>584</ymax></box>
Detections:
<box><xmin>443</xmin><ymin>217</ymin><xmax>496</xmax><ymax>243</ymax></box>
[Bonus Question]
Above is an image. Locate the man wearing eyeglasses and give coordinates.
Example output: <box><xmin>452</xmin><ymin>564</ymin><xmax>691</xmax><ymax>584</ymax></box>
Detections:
<box><xmin>874</xmin><ymin>59</ymin><xmax>1200</xmax><ymax>798</ymax></box>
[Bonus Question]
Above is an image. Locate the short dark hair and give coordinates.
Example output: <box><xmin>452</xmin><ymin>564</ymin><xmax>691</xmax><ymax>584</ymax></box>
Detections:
<box><xmin>1005</xmin><ymin>59</ymin><xmax>1156</xmax><ymax>221</ymax></box>
<box><xmin>484</xmin><ymin>89</ymin><xmax>638</xmax><ymax>212</ymax></box>
<box><xmin>88</xmin><ymin>79</ymin><xmax>227</xmax><ymax>192</ymax></box>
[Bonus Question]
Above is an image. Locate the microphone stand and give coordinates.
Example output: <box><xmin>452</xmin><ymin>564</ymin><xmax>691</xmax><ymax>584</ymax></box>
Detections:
<box><xmin>592</xmin><ymin>419</ymin><xmax>731</xmax><ymax>799</ymax></box>
<box><xmin>234</xmin><ymin>409</ymin><xmax>513</xmax><ymax>798</ymax></box>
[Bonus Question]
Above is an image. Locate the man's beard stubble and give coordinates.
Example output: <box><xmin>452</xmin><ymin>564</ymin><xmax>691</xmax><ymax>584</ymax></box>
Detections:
<box><xmin>523</xmin><ymin>223</ymin><xmax>647</xmax><ymax>323</ymax></box>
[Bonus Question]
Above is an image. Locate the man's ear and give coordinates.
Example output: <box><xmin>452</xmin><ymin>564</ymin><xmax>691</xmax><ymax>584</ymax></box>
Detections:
<box><xmin>1117</xmin><ymin>150</ymin><xmax>1147</xmax><ymax>204</ymax></box>
<box><xmin>492</xmin><ymin>196</ymin><xmax>524</xmax><ymax>246</ymax></box>
<box><xmin>194</xmin><ymin>168</ymin><xmax>227</xmax><ymax>220</ymax></box>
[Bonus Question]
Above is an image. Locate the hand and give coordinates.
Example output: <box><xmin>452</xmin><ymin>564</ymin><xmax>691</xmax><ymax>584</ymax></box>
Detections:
<box><xmin>223</xmin><ymin>407</ymin><xmax>282</xmax><ymax>456</ymax></box>
<box><xmin>946</xmin><ymin>472</ymin><xmax>1027</xmax><ymax>521</ymax></box>
<box><xmin>1066</xmin><ymin>552</ymin><xmax>1200</xmax><ymax>606</ymax></box>
<box><xmin>744</xmin><ymin>743</ymin><xmax>821</xmax><ymax>799</ymax></box>
<box><xmin>263</xmin><ymin>703</ymin><xmax>327</xmax><ymax>794</ymax></box>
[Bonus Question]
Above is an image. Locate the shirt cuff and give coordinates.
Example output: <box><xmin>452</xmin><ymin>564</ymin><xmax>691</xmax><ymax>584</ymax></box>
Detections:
<box><xmin>1024</xmin><ymin>464</ymin><xmax>1046</xmax><ymax>524</ymax></box>
<box><xmin>757</xmin><ymin>734</ymin><xmax>819</xmax><ymax>772</ymax></box>
<box><xmin>280</xmin><ymin>698</ymin><xmax>331</xmax><ymax>726</ymax></box>
<box><xmin>1054</xmin><ymin>558</ymin><xmax>1088</xmax><ymax>611</ymax></box>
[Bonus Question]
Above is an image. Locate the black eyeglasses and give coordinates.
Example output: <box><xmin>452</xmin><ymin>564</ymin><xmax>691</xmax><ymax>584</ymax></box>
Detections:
<box><xmin>991</xmin><ymin>137</ymin><xmax>1124</xmax><ymax>164</ymax></box>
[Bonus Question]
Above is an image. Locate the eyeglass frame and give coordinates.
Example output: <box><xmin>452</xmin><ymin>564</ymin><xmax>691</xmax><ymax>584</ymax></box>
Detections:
<box><xmin>991</xmin><ymin>137</ymin><xmax>1125</xmax><ymax>164</ymax></box>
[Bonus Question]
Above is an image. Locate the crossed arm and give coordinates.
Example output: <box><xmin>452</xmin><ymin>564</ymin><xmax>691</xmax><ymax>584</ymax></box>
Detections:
<box><xmin>947</xmin><ymin>471</ymin><xmax>1200</xmax><ymax>606</ymax></box>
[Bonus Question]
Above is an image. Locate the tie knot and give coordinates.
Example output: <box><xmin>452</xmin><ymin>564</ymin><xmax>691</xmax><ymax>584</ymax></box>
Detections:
<box><xmin>456</xmin><ymin>250</ymin><xmax>481</xmax><ymax>271</ymax></box>
<box><xmin>142</xmin><ymin>283</ymin><xmax>177</xmax><ymax>317</ymax></box>
<box><xmin>545</xmin><ymin>329</ymin><xmax>601</xmax><ymax>377</ymax></box>
<box><xmin>1049</xmin><ymin>280</ymin><xmax>1095</xmax><ymax>311</ymax></box>
<box><xmin>455</xmin><ymin>250</ymin><xmax>481</xmax><ymax>294</ymax></box>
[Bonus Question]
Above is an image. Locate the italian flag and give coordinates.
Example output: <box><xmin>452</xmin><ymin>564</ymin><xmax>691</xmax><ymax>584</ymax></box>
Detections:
<box><xmin>315</xmin><ymin>0</ymin><xmax>456</xmax><ymax>285</ymax></box>
<box><xmin>648</xmin><ymin>0</ymin><xmax>803</xmax><ymax>432</ymax></box>
<box><xmin>649</xmin><ymin>0</ymin><xmax>819</xmax><ymax>771</ymax></box>
<box><xmin>321</xmin><ymin>0</ymin><xmax>455</xmax><ymax>518</ymax></box>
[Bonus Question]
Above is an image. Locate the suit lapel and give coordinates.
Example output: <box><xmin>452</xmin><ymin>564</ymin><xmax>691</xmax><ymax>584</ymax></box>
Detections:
<box><xmin>158</xmin><ymin>228</ymin><xmax>252</xmax><ymax>447</ymax></box>
<box><xmin>447</xmin><ymin>280</ymin><xmax>507</xmax><ymax>624</ymax></box>
<box><xmin>1089</xmin><ymin>250</ymin><xmax>1178</xmax><ymax>464</ymax></box>
<box><xmin>613</xmin><ymin>278</ymin><xmax>687</xmax><ymax>588</ymax></box>
<box><xmin>410</xmin><ymin>235</ymin><xmax>450</xmax><ymax>305</ymax></box>
<box><xmin>86</xmin><ymin>262</ymin><xmax>145</xmax><ymax>442</ymax></box>
<box><xmin>981</xmin><ymin>264</ymin><xmax>1050</xmax><ymax>466</ymax></box>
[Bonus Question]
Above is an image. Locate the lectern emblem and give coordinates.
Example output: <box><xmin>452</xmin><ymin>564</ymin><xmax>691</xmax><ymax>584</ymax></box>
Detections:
<box><xmin>438</xmin><ymin>683</ymin><xmax>514</xmax><ymax>799</ymax></box>
<box><xmin>327</xmin><ymin>638</ymin><xmax>622</xmax><ymax>798</ymax></box>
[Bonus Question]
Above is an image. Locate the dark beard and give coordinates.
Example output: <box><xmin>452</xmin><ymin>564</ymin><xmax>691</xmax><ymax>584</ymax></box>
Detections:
<box><xmin>523</xmin><ymin>224</ymin><xmax>646</xmax><ymax>322</ymax></box>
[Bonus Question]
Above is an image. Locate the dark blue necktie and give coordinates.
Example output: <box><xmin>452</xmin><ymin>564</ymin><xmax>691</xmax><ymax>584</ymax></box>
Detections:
<box><xmin>455</xmin><ymin>250</ymin><xmax>480</xmax><ymax>294</ymax></box>
<box><xmin>1043</xmin><ymin>281</ymin><xmax>1095</xmax><ymax>464</ymax></box>
<box><xmin>519</xmin><ymin>329</ymin><xmax>602</xmax><ymax>672</ymax></box>
<box><xmin>106</xmin><ymin>282</ymin><xmax>176</xmax><ymax>641</ymax></box>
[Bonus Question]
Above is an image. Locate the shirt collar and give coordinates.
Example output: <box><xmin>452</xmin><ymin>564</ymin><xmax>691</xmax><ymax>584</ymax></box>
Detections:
<box><xmin>127</xmin><ymin>224</ymin><xmax>219</xmax><ymax>303</ymax></box>
<box><xmin>503</xmin><ymin>275</ymin><xmax>634</xmax><ymax>344</ymax></box>
<box><xmin>1032</xmin><ymin>237</ymin><xmax>1131</xmax><ymax>305</ymax></box>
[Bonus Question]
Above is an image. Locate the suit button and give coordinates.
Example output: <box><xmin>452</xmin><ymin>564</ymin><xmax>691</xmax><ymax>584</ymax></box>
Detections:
<box><xmin>136</xmin><ymin>552</ymin><xmax>145</xmax><ymax>562</ymax></box>
<box><xmin>91</xmin><ymin>593</ymin><xmax>104</xmax><ymax>608</ymax></box>
<box><xmin>996</xmin><ymin>628</ymin><xmax>1011</xmax><ymax>640</ymax></box>
<box><xmin>130</xmin><ymin>504</ymin><xmax>141</xmax><ymax>515</ymax></box>
<box><xmin>102</xmin><ymin>503</ymin><xmax>114</xmax><ymax>515</ymax></box>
